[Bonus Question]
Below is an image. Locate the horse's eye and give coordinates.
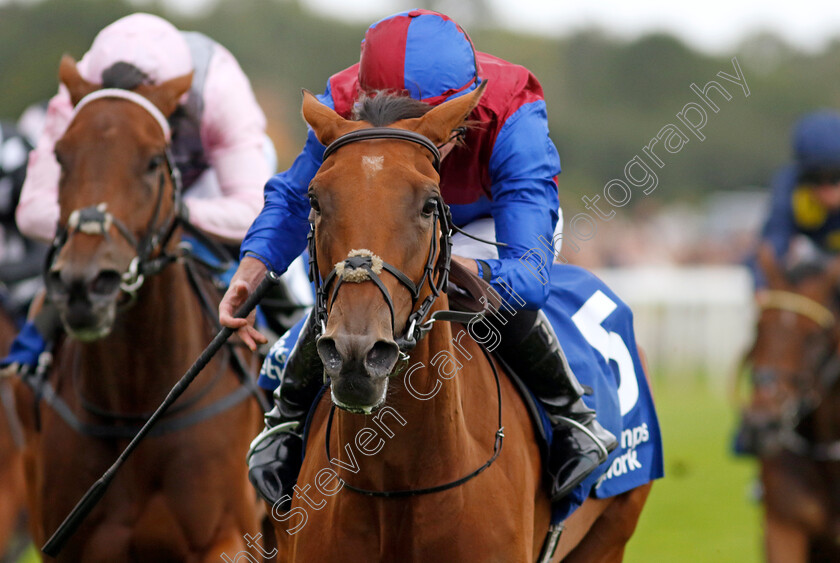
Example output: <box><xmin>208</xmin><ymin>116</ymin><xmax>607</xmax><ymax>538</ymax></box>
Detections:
<box><xmin>422</xmin><ymin>197</ymin><xmax>437</xmax><ymax>217</ymax></box>
<box><xmin>309</xmin><ymin>194</ymin><xmax>321</xmax><ymax>214</ymax></box>
<box><xmin>147</xmin><ymin>155</ymin><xmax>164</xmax><ymax>173</ymax></box>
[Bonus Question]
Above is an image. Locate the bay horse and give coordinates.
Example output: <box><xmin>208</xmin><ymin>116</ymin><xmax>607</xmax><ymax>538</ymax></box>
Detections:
<box><xmin>742</xmin><ymin>246</ymin><xmax>840</xmax><ymax>562</ymax></box>
<box><xmin>270</xmin><ymin>83</ymin><xmax>651</xmax><ymax>561</ymax></box>
<box><xmin>12</xmin><ymin>56</ymin><xmax>266</xmax><ymax>562</ymax></box>
<box><xmin>0</xmin><ymin>304</ymin><xmax>28</xmax><ymax>562</ymax></box>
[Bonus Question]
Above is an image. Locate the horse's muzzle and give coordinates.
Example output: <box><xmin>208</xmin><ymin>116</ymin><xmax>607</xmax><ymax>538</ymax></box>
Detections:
<box><xmin>47</xmin><ymin>267</ymin><xmax>123</xmax><ymax>340</ymax></box>
<box><xmin>318</xmin><ymin>334</ymin><xmax>398</xmax><ymax>413</ymax></box>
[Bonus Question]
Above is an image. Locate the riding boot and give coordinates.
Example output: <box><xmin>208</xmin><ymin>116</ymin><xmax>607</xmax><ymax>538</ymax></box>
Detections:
<box><xmin>247</xmin><ymin>312</ymin><xmax>323</xmax><ymax>509</ymax></box>
<box><xmin>495</xmin><ymin>309</ymin><xmax>618</xmax><ymax>502</ymax></box>
<box><xmin>0</xmin><ymin>298</ymin><xmax>60</xmax><ymax>376</ymax></box>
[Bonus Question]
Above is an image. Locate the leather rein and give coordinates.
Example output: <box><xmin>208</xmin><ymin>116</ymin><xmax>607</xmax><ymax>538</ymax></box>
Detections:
<box><xmin>29</xmin><ymin>88</ymin><xmax>268</xmax><ymax>439</ymax></box>
<box><xmin>756</xmin><ymin>289</ymin><xmax>840</xmax><ymax>460</ymax></box>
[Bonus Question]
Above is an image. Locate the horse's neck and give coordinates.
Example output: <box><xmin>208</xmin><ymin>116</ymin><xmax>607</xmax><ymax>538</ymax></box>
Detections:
<box><xmin>73</xmin><ymin>264</ymin><xmax>207</xmax><ymax>411</ymax></box>
<box><xmin>334</xmin><ymin>297</ymin><xmax>492</xmax><ymax>487</ymax></box>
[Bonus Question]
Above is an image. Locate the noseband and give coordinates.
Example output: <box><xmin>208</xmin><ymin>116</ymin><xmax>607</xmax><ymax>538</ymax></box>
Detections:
<box><xmin>308</xmin><ymin>127</ymin><xmax>452</xmax><ymax>354</ymax></box>
<box><xmin>46</xmin><ymin>89</ymin><xmax>185</xmax><ymax>297</ymax></box>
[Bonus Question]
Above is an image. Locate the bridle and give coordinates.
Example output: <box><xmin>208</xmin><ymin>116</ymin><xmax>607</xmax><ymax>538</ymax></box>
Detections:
<box><xmin>45</xmin><ymin>88</ymin><xmax>186</xmax><ymax>298</ymax></box>
<box><xmin>753</xmin><ymin>288</ymin><xmax>840</xmax><ymax>459</ymax></box>
<box><xmin>308</xmin><ymin>127</ymin><xmax>454</xmax><ymax>355</ymax></box>
<box><xmin>310</xmin><ymin>126</ymin><xmax>506</xmax><ymax>498</ymax></box>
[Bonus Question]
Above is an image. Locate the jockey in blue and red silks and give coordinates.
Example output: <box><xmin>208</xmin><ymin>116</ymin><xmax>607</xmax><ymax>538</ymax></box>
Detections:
<box><xmin>221</xmin><ymin>10</ymin><xmax>619</xmax><ymax>509</ymax></box>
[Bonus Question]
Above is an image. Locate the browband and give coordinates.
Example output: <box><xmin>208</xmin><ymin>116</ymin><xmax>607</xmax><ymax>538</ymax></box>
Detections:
<box><xmin>70</xmin><ymin>88</ymin><xmax>171</xmax><ymax>140</ymax></box>
<box><xmin>322</xmin><ymin>127</ymin><xmax>441</xmax><ymax>172</ymax></box>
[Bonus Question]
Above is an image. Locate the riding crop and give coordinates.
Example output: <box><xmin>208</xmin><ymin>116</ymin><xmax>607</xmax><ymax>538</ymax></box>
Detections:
<box><xmin>42</xmin><ymin>270</ymin><xmax>280</xmax><ymax>557</ymax></box>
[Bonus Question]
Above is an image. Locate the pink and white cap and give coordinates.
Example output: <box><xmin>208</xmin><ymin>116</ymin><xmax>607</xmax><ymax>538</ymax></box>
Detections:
<box><xmin>77</xmin><ymin>13</ymin><xmax>192</xmax><ymax>85</ymax></box>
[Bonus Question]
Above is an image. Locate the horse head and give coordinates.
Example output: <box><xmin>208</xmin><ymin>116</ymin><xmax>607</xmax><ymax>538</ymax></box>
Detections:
<box><xmin>302</xmin><ymin>82</ymin><xmax>486</xmax><ymax>414</ymax></box>
<box><xmin>45</xmin><ymin>56</ymin><xmax>192</xmax><ymax>341</ymax></box>
<box><xmin>745</xmin><ymin>245</ymin><xmax>840</xmax><ymax>456</ymax></box>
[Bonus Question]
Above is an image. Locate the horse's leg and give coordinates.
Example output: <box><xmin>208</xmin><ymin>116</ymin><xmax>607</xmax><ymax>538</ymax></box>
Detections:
<box><xmin>557</xmin><ymin>483</ymin><xmax>652</xmax><ymax>563</ymax></box>
<box><xmin>0</xmin><ymin>411</ymin><xmax>26</xmax><ymax>560</ymax></box>
<box><xmin>764</xmin><ymin>511</ymin><xmax>809</xmax><ymax>563</ymax></box>
<box><xmin>550</xmin><ymin>497</ymin><xmax>612</xmax><ymax>561</ymax></box>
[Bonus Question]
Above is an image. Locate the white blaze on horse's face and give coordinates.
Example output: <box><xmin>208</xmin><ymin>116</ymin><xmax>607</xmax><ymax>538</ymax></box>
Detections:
<box><xmin>362</xmin><ymin>155</ymin><xmax>384</xmax><ymax>178</ymax></box>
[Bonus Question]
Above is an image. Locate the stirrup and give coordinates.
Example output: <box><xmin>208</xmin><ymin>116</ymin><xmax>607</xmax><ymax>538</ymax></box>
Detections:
<box><xmin>553</xmin><ymin>414</ymin><xmax>612</xmax><ymax>461</ymax></box>
<box><xmin>247</xmin><ymin>421</ymin><xmax>301</xmax><ymax>463</ymax></box>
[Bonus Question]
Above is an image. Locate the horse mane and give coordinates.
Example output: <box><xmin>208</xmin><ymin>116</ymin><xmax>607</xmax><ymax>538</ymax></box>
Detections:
<box><xmin>352</xmin><ymin>91</ymin><xmax>432</xmax><ymax>126</ymax></box>
<box><xmin>101</xmin><ymin>62</ymin><xmax>151</xmax><ymax>91</ymax></box>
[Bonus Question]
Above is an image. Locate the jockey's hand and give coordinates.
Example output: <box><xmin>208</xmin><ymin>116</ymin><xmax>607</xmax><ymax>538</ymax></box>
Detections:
<box><xmin>220</xmin><ymin>256</ymin><xmax>269</xmax><ymax>351</ymax></box>
<box><xmin>451</xmin><ymin>255</ymin><xmax>479</xmax><ymax>276</ymax></box>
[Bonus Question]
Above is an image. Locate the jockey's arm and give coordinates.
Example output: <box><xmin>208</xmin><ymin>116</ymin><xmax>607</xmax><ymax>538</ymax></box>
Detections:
<box><xmin>760</xmin><ymin>167</ymin><xmax>800</xmax><ymax>257</ymax></box>
<box><xmin>753</xmin><ymin>166</ymin><xmax>799</xmax><ymax>287</ymax></box>
<box><xmin>15</xmin><ymin>89</ymin><xmax>73</xmax><ymax>244</ymax></box>
<box><xmin>184</xmin><ymin>44</ymin><xmax>268</xmax><ymax>244</ymax></box>
<box><xmin>482</xmin><ymin>99</ymin><xmax>561</xmax><ymax>310</ymax></box>
<box><xmin>220</xmin><ymin>119</ymin><xmax>328</xmax><ymax>342</ymax></box>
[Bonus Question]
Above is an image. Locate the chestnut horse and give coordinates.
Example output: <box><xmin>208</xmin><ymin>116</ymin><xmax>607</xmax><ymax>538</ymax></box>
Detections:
<box><xmin>269</xmin><ymin>84</ymin><xmax>651</xmax><ymax>561</ymax></box>
<box><xmin>12</xmin><ymin>57</ymin><xmax>266</xmax><ymax>562</ymax></box>
<box><xmin>742</xmin><ymin>247</ymin><xmax>840</xmax><ymax>562</ymax></box>
<box><xmin>0</xmin><ymin>304</ymin><xmax>28</xmax><ymax>562</ymax></box>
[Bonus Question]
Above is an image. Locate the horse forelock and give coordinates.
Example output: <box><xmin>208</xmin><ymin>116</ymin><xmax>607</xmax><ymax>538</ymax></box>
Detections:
<box><xmin>353</xmin><ymin>91</ymin><xmax>432</xmax><ymax>126</ymax></box>
<box><xmin>101</xmin><ymin>62</ymin><xmax>151</xmax><ymax>91</ymax></box>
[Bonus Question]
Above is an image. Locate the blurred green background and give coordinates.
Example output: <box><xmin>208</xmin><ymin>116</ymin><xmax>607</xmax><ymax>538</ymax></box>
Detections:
<box><xmin>3</xmin><ymin>0</ymin><xmax>840</xmax><ymax>205</ymax></box>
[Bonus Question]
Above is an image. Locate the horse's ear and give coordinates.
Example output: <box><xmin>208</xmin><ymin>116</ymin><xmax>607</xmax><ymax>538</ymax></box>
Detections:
<box><xmin>301</xmin><ymin>89</ymin><xmax>349</xmax><ymax>147</ymax></box>
<box><xmin>59</xmin><ymin>55</ymin><xmax>97</xmax><ymax>107</ymax></box>
<box><xmin>406</xmin><ymin>80</ymin><xmax>488</xmax><ymax>146</ymax></box>
<box><xmin>757</xmin><ymin>244</ymin><xmax>785</xmax><ymax>289</ymax></box>
<box><xmin>139</xmin><ymin>72</ymin><xmax>193</xmax><ymax>118</ymax></box>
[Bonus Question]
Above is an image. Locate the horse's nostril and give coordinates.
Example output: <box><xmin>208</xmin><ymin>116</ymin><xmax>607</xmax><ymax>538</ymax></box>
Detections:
<box><xmin>90</xmin><ymin>270</ymin><xmax>122</xmax><ymax>296</ymax></box>
<box><xmin>365</xmin><ymin>340</ymin><xmax>399</xmax><ymax>378</ymax></box>
<box><xmin>46</xmin><ymin>270</ymin><xmax>67</xmax><ymax>296</ymax></box>
<box><xmin>317</xmin><ymin>337</ymin><xmax>343</xmax><ymax>375</ymax></box>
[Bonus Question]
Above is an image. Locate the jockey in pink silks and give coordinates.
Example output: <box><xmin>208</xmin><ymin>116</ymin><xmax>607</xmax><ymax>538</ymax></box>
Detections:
<box><xmin>3</xmin><ymin>13</ymin><xmax>312</xmax><ymax>374</ymax></box>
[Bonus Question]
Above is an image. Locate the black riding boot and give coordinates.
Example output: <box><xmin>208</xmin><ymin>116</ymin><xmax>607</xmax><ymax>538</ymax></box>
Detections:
<box><xmin>496</xmin><ymin>309</ymin><xmax>618</xmax><ymax>502</ymax></box>
<box><xmin>247</xmin><ymin>312</ymin><xmax>323</xmax><ymax>509</ymax></box>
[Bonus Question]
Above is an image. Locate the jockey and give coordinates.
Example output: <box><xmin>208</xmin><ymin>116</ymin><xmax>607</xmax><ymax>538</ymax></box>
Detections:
<box><xmin>736</xmin><ymin>109</ymin><xmax>840</xmax><ymax>454</ymax></box>
<box><xmin>222</xmin><ymin>10</ymin><xmax>617</xmax><ymax>508</ymax></box>
<box><xmin>0</xmin><ymin>13</ymin><xmax>291</xmax><ymax>373</ymax></box>
<box><xmin>756</xmin><ymin>110</ymin><xmax>840</xmax><ymax>276</ymax></box>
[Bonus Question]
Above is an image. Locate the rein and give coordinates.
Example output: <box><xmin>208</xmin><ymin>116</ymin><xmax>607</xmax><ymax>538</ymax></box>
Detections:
<box><xmin>312</xmin><ymin>126</ymin><xmax>505</xmax><ymax>497</ymax></box>
<box><xmin>32</xmin><ymin>88</ymin><xmax>268</xmax><ymax>438</ymax></box>
<box><xmin>325</xmin><ymin>344</ymin><xmax>505</xmax><ymax>498</ymax></box>
<box><xmin>754</xmin><ymin>288</ymin><xmax>840</xmax><ymax>459</ymax></box>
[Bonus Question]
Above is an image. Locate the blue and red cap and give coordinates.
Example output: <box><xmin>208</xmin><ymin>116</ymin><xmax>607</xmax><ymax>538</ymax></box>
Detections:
<box><xmin>359</xmin><ymin>10</ymin><xmax>480</xmax><ymax>106</ymax></box>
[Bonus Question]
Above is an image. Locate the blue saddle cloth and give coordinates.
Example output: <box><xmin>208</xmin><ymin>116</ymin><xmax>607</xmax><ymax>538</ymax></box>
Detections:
<box><xmin>541</xmin><ymin>264</ymin><xmax>664</xmax><ymax>522</ymax></box>
<box><xmin>260</xmin><ymin>263</ymin><xmax>664</xmax><ymax>522</ymax></box>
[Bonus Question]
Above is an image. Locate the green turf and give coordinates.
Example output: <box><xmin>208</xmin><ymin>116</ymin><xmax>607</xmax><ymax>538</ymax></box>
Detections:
<box><xmin>14</xmin><ymin>546</ymin><xmax>37</xmax><ymax>563</ymax></box>
<box><xmin>624</xmin><ymin>378</ymin><xmax>763</xmax><ymax>562</ymax></box>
